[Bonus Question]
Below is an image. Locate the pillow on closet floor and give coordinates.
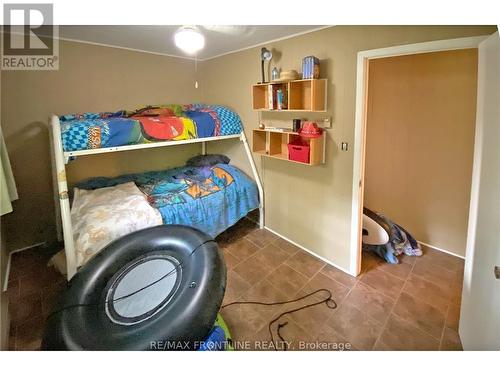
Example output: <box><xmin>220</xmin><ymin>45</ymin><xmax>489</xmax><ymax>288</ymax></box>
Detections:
<box><xmin>71</xmin><ymin>182</ymin><xmax>163</xmax><ymax>268</ymax></box>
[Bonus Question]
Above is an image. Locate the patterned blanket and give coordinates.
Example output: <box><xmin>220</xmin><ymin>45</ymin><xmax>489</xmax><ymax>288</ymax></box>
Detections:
<box><xmin>60</xmin><ymin>104</ymin><xmax>242</xmax><ymax>152</ymax></box>
<box><xmin>75</xmin><ymin>163</ymin><xmax>259</xmax><ymax>238</ymax></box>
<box><xmin>362</xmin><ymin>208</ymin><xmax>422</xmax><ymax>264</ymax></box>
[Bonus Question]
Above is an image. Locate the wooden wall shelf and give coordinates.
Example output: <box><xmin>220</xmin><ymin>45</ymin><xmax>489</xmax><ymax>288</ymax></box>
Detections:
<box><xmin>252</xmin><ymin>129</ymin><xmax>325</xmax><ymax>166</ymax></box>
<box><xmin>252</xmin><ymin>78</ymin><xmax>327</xmax><ymax>112</ymax></box>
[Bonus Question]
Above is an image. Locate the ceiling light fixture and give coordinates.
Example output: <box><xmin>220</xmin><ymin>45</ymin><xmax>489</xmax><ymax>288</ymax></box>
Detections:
<box><xmin>174</xmin><ymin>26</ymin><xmax>205</xmax><ymax>55</ymax></box>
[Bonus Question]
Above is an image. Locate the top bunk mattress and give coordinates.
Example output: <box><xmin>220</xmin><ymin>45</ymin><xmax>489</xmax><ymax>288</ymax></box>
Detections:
<box><xmin>60</xmin><ymin>104</ymin><xmax>243</xmax><ymax>152</ymax></box>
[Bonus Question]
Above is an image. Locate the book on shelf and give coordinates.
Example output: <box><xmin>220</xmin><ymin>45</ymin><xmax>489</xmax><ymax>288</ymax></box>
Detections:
<box><xmin>267</xmin><ymin>84</ymin><xmax>288</xmax><ymax>110</ymax></box>
<box><xmin>267</xmin><ymin>85</ymin><xmax>273</xmax><ymax>109</ymax></box>
<box><xmin>263</xmin><ymin>126</ymin><xmax>293</xmax><ymax>132</ymax></box>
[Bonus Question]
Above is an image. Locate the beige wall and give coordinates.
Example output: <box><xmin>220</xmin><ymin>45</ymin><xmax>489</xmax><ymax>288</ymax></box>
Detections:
<box><xmin>364</xmin><ymin>49</ymin><xmax>478</xmax><ymax>257</ymax></box>
<box><xmin>201</xmin><ymin>26</ymin><xmax>496</xmax><ymax>270</ymax></box>
<box><xmin>1</xmin><ymin>40</ymin><xmax>202</xmax><ymax>251</ymax></box>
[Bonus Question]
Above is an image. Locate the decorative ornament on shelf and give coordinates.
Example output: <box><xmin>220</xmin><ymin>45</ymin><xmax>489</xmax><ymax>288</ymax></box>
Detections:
<box><xmin>292</xmin><ymin>118</ymin><xmax>301</xmax><ymax>132</ymax></box>
<box><xmin>299</xmin><ymin>121</ymin><xmax>323</xmax><ymax>138</ymax></box>
<box><xmin>302</xmin><ymin>56</ymin><xmax>320</xmax><ymax>79</ymax></box>
<box><xmin>260</xmin><ymin>47</ymin><xmax>273</xmax><ymax>83</ymax></box>
<box><xmin>271</xmin><ymin>67</ymin><xmax>280</xmax><ymax>81</ymax></box>
<box><xmin>278</xmin><ymin>70</ymin><xmax>300</xmax><ymax>81</ymax></box>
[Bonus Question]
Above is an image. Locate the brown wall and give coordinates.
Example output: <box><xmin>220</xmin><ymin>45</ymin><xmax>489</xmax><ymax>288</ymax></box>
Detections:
<box><xmin>364</xmin><ymin>49</ymin><xmax>478</xmax><ymax>257</ymax></box>
<box><xmin>0</xmin><ymin>219</ymin><xmax>9</xmax><ymax>350</ymax></box>
<box><xmin>1</xmin><ymin>40</ymin><xmax>201</xmax><ymax>251</ymax></box>
<box><xmin>201</xmin><ymin>26</ymin><xmax>496</xmax><ymax>269</ymax></box>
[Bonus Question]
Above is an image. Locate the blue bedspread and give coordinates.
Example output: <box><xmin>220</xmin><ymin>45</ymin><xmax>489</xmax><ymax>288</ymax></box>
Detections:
<box><xmin>76</xmin><ymin>164</ymin><xmax>259</xmax><ymax>238</ymax></box>
<box><xmin>60</xmin><ymin>104</ymin><xmax>243</xmax><ymax>152</ymax></box>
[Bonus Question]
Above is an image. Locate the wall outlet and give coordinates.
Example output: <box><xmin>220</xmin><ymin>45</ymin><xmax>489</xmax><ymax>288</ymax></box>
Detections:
<box><xmin>321</xmin><ymin>117</ymin><xmax>332</xmax><ymax>129</ymax></box>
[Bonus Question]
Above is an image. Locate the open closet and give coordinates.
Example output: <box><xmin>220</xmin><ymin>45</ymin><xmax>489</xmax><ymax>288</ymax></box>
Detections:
<box><xmin>360</xmin><ymin>48</ymin><xmax>478</xmax><ymax>264</ymax></box>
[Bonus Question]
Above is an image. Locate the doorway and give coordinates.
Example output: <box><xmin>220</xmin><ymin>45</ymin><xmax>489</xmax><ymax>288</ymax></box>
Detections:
<box><xmin>350</xmin><ymin>36</ymin><xmax>488</xmax><ymax>276</ymax></box>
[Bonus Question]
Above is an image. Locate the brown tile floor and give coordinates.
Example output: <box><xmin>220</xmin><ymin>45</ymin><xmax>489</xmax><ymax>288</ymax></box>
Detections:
<box><xmin>6</xmin><ymin>217</ymin><xmax>464</xmax><ymax>351</ymax></box>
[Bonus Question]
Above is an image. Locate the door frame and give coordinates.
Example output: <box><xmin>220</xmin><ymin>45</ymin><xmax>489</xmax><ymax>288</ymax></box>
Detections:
<box><xmin>350</xmin><ymin>35</ymin><xmax>489</xmax><ymax>276</ymax></box>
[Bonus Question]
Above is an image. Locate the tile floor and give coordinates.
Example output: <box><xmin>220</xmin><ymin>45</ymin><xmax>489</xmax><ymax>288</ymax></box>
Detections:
<box><xmin>6</xmin><ymin>217</ymin><xmax>464</xmax><ymax>351</ymax></box>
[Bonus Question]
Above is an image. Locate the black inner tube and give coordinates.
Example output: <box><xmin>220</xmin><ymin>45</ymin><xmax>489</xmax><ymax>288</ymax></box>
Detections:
<box><xmin>42</xmin><ymin>225</ymin><xmax>226</xmax><ymax>351</ymax></box>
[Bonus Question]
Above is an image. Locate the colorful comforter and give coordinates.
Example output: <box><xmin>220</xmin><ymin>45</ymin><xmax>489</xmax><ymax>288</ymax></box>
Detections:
<box><xmin>60</xmin><ymin>104</ymin><xmax>243</xmax><ymax>152</ymax></box>
<box><xmin>75</xmin><ymin>163</ymin><xmax>259</xmax><ymax>238</ymax></box>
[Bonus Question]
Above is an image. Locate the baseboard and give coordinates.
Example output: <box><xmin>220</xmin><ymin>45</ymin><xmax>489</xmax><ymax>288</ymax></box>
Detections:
<box><xmin>264</xmin><ymin>226</ymin><xmax>355</xmax><ymax>276</ymax></box>
<box><xmin>2</xmin><ymin>242</ymin><xmax>46</xmax><ymax>292</ymax></box>
<box><xmin>417</xmin><ymin>240</ymin><xmax>465</xmax><ymax>260</ymax></box>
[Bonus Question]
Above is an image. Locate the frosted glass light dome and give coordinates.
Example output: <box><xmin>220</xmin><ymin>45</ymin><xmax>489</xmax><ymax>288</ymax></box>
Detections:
<box><xmin>174</xmin><ymin>27</ymin><xmax>205</xmax><ymax>55</ymax></box>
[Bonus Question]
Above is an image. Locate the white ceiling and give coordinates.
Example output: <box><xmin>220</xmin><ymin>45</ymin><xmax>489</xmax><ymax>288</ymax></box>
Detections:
<box><xmin>57</xmin><ymin>25</ymin><xmax>327</xmax><ymax>60</ymax></box>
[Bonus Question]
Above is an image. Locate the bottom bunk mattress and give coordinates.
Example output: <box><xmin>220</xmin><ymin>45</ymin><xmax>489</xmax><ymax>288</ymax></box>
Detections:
<box><xmin>72</xmin><ymin>163</ymin><xmax>259</xmax><ymax>267</ymax></box>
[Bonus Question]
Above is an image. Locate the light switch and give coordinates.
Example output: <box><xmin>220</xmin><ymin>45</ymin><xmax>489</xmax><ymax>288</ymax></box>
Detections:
<box><xmin>341</xmin><ymin>142</ymin><xmax>348</xmax><ymax>151</ymax></box>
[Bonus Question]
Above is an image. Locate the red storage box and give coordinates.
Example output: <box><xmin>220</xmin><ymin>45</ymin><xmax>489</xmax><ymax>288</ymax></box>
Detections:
<box><xmin>288</xmin><ymin>142</ymin><xmax>310</xmax><ymax>164</ymax></box>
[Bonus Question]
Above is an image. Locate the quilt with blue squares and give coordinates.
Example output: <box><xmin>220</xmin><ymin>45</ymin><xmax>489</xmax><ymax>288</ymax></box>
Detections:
<box><xmin>60</xmin><ymin>104</ymin><xmax>243</xmax><ymax>152</ymax></box>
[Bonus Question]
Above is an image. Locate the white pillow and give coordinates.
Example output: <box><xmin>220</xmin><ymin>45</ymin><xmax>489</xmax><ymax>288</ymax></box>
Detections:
<box><xmin>71</xmin><ymin>182</ymin><xmax>163</xmax><ymax>268</ymax></box>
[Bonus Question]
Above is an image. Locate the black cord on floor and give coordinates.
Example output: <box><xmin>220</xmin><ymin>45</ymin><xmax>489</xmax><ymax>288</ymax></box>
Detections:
<box><xmin>221</xmin><ymin>288</ymin><xmax>337</xmax><ymax>351</ymax></box>
<box><xmin>47</xmin><ymin>240</ymin><xmax>338</xmax><ymax>352</ymax></box>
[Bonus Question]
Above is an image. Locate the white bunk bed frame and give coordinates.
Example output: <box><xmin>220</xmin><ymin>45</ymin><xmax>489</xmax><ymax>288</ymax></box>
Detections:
<box><xmin>49</xmin><ymin>114</ymin><xmax>264</xmax><ymax>281</ymax></box>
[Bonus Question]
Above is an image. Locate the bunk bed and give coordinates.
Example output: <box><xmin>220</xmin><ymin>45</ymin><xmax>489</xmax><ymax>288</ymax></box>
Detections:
<box><xmin>49</xmin><ymin>104</ymin><xmax>264</xmax><ymax>280</ymax></box>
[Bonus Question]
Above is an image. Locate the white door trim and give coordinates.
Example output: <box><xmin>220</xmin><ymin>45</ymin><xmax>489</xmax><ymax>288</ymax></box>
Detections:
<box><xmin>462</xmin><ymin>37</ymin><xmax>488</xmax><ymax>290</ymax></box>
<box><xmin>350</xmin><ymin>35</ymin><xmax>490</xmax><ymax>276</ymax></box>
<box><xmin>459</xmin><ymin>32</ymin><xmax>500</xmax><ymax>350</ymax></box>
